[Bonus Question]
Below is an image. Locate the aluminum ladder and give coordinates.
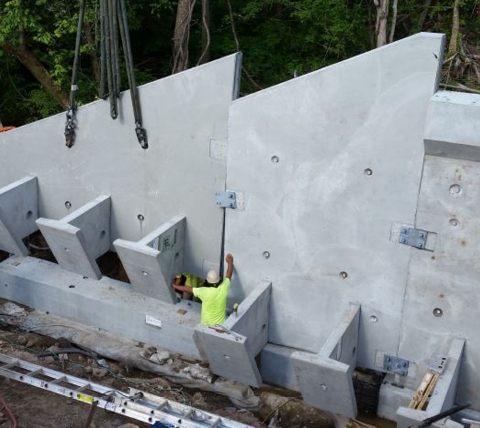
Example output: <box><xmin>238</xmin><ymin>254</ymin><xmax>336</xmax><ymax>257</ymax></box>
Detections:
<box><xmin>0</xmin><ymin>353</ymin><xmax>253</xmax><ymax>428</ymax></box>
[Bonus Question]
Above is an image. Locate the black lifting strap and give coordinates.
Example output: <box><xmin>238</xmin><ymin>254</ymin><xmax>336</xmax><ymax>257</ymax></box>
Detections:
<box><xmin>65</xmin><ymin>0</ymin><xmax>148</xmax><ymax>149</ymax></box>
<box><xmin>65</xmin><ymin>0</ymin><xmax>86</xmax><ymax>148</ymax></box>
<box><xmin>117</xmin><ymin>0</ymin><xmax>147</xmax><ymax>149</ymax></box>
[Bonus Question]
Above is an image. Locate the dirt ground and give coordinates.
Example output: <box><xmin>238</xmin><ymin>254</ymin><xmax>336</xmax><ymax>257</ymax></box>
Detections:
<box><xmin>0</xmin><ymin>378</ymin><xmax>142</xmax><ymax>428</ymax></box>
<box><xmin>0</xmin><ymin>328</ymin><xmax>264</xmax><ymax>428</ymax></box>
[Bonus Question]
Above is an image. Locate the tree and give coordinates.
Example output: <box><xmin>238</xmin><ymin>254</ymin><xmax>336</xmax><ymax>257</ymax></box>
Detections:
<box><xmin>2</xmin><ymin>40</ymin><xmax>69</xmax><ymax>109</ymax></box>
<box><xmin>172</xmin><ymin>0</ymin><xmax>197</xmax><ymax>73</ymax></box>
<box><xmin>198</xmin><ymin>0</ymin><xmax>211</xmax><ymax>64</ymax></box>
<box><xmin>389</xmin><ymin>0</ymin><xmax>398</xmax><ymax>43</ymax></box>
<box><xmin>1</xmin><ymin>0</ymin><xmax>480</xmax><ymax>126</ymax></box>
<box><xmin>447</xmin><ymin>0</ymin><xmax>460</xmax><ymax>58</ymax></box>
<box><xmin>374</xmin><ymin>0</ymin><xmax>389</xmax><ymax>47</ymax></box>
<box><xmin>0</xmin><ymin>0</ymin><xmax>72</xmax><ymax>109</ymax></box>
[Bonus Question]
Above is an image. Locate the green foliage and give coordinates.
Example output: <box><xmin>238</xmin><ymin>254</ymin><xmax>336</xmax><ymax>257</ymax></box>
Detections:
<box><xmin>1</xmin><ymin>0</ymin><xmax>480</xmax><ymax>125</ymax></box>
<box><xmin>208</xmin><ymin>0</ymin><xmax>373</xmax><ymax>89</ymax></box>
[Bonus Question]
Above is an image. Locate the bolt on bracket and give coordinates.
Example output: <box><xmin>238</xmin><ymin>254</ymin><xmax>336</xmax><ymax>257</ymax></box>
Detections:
<box><xmin>399</xmin><ymin>227</ymin><xmax>430</xmax><ymax>250</ymax></box>
<box><xmin>215</xmin><ymin>191</ymin><xmax>236</xmax><ymax>209</ymax></box>
<box><xmin>429</xmin><ymin>355</ymin><xmax>448</xmax><ymax>374</ymax></box>
<box><xmin>383</xmin><ymin>354</ymin><xmax>409</xmax><ymax>376</ymax></box>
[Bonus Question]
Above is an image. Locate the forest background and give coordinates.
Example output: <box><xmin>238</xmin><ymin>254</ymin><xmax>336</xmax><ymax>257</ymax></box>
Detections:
<box><xmin>0</xmin><ymin>0</ymin><xmax>479</xmax><ymax>126</ymax></box>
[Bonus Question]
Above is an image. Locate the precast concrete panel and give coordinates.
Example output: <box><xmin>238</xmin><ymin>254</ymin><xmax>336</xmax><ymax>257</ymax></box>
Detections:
<box><xmin>398</xmin><ymin>93</ymin><xmax>480</xmax><ymax>410</ymax></box>
<box><xmin>0</xmin><ymin>54</ymin><xmax>242</xmax><ymax>278</ymax></box>
<box><xmin>225</xmin><ymin>34</ymin><xmax>445</xmax><ymax>366</ymax></box>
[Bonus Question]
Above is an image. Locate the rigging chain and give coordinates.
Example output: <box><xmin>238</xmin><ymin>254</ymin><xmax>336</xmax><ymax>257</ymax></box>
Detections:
<box><xmin>65</xmin><ymin>0</ymin><xmax>148</xmax><ymax>149</ymax></box>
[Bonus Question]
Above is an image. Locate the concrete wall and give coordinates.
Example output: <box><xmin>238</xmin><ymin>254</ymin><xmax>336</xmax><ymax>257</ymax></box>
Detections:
<box><xmin>399</xmin><ymin>92</ymin><xmax>480</xmax><ymax>406</ymax></box>
<box><xmin>225</xmin><ymin>33</ymin><xmax>445</xmax><ymax>369</ymax></box>
<box><xmin>0</xmin><ymin>54</ymin><xmax>242</xmax><ymax>278</ymax></box>
<box><xmin>3</xmin><ymin>33</ymin><xmax>480</xmax><ymax>416</ymax></box>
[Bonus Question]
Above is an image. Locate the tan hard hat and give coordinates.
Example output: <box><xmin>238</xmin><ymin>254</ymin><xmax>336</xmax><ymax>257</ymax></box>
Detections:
<box><xmin>206</xmin><ymin>270</ymin><xmax>220</xmax><ymax>284</ymax></box>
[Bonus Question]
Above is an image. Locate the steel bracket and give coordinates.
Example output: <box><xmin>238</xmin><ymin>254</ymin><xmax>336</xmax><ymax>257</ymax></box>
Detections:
<box><xmin>383</xmin><ymin>354</ymin><xmax>409</xmax><ymax>376</ymax></box>
<box><xmin>215</xmin><ymin>191</ymin><xmax>236</xmax><ymax>209</ymax></box>
<box><xmin>399</xmin><ymin>227</ymin><xmax>428</xmax><ymax>250</ymax></box>
<box><xmin>429</xmin><ymin>355</ymin><xmax>448</xmax><ymax>374</ymax></box>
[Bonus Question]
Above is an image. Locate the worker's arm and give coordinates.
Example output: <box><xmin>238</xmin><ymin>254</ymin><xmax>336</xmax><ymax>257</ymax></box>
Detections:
<box><xmin>225</xmin><ymin>253</ymin><xmax>234</xmax><ymax>280</ymax></box>
<box><xmin>172</xmin><ymin>282</ymin><xmax>194</xmax><ymax>294</ymax></box>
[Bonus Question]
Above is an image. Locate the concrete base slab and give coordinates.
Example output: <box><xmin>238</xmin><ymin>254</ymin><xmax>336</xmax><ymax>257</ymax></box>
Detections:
<box><xmin>0</xmin><ymin>256</ymin><xmax>202</xmax><ymax>359</ymax></box>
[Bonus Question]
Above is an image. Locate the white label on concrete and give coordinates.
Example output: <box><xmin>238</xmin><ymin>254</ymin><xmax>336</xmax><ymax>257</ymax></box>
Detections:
<box><xmin>145</xmin><ymin>315</ymin><xmax>163</xmax><ymax>329</ymax></box>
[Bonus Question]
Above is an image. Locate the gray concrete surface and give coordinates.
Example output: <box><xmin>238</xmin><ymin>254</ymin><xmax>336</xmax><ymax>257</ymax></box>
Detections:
<box><xmin>0</xmin><ymin>53</ymin><xmax>242</xmax><ymax>279</ymax></box>
<box><xmin>0</xmin><ymin>256</ymin><xmax>202</xmax><ymax>359</ymax></box>
<box><xmin>37</xmin><ymin>195</ymin><xmax>111</xmax><ymax>279</ymax></box>
<box><xmin>194</xmin><ymin>281</ymin><xmax>271</xmax><ymax>386</ymax></box>
<box><xmin>260</xmin><ymin>344</ymin><xmax>300</xmax><ymax>391</ymax></box>
<box><xmin>292</xmin><ymin>304</ymin><xmax>360</xmax><ymax>417</ymax></box>
<box><xmin>225</xmin><ymin>33</ymin><xmax>444</xmax><ymax>366</ymax></box>
<box><xmin>194</xmin><ymin>325</ymin><xmax>261</xmax><ymax>386</ymax></box>
<box><xmin>0</xmin><ymin>176</ymin><xmax>38</xmax><ymax>256</ymax></box>
<box><xmin>294</xmin><ymin>352</ymin><xmax>357</xmax><ymax>417</ymax></box>
<box><xmin>114</xmin><ymin>215</ymin><xmax>186</xmax><ymax>303</ymax></box>
<box><xmin>224</xmin><ymin>280</ymin><xmax>271</xmax><ymax>355</ymax></box>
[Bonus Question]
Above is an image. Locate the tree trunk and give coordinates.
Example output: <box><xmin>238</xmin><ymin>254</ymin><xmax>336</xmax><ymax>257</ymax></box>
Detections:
<box><xmin>2</xmin><ymin>41</ymin><xmax>69</xmax><ymax>109</ymax></box>
<box><xmin>415</xmin><ymin>0</ymin><xmax>433</xmax><ymax>33</ymax></box>
<box><xmin>374</xmin><ymin>0</ymin><xmax>389</xmax><ymax>47</ymax></box>
<box><xmin>172</xmin><ymin>0</ymin><xmax>196</xmax><ymax>73</ymax></box>
<box><xmin>198</xmin><ymin>0</ymin><xmax>211</xmax><ymax>64</ymax></box>
<box><xmin>448</xmin><ymin>0</ymin><xmax>460</xmax><ymax>58</ymax></box>
<box><xmin>389</xmin><ymin>0</ymin><xmax>398</xmax><ymax>43</ymax></box>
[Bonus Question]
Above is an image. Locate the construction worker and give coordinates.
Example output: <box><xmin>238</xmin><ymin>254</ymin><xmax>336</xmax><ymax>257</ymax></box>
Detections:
<box><xmin>172</xmin><ymin>253</ymin><xmax>234</xmax><ymax>326</ymax></box>
<box><xmin>173</xmin><ymin>273</ymin><xmax>205</xmax><ymax>300</ymax></box>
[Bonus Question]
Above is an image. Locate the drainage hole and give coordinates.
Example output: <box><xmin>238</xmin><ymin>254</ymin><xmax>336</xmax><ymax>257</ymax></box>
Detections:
<box><xmin>449</xmin><ymin>218</ymin><xmax>459</xmax><ymax>227</ymax></box>
<box><xmin>449</xmin><ymin>184</ymin><xmax>462</xmax><ymax>195</ymax></box>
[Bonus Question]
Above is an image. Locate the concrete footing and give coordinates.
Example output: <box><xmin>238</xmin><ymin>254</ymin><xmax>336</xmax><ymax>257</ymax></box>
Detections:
<box><xmin>0</xmin><ymin>256</ymin><xmax>202</xmax><ymax>359</ymax></box>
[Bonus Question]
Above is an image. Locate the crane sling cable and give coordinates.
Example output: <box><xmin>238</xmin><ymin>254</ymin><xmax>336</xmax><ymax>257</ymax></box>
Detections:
<box><xmin>65</xmin><ymin>0</ymin><xmax>148</xmax><ymax>149</ymax></box>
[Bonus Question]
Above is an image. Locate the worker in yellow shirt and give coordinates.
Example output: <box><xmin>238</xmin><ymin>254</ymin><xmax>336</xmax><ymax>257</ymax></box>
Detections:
<box><xmin>173</xmin><ymin>273</ymin><xmax>205</xmax><ymax>300</ymax></box>
<box><xmin>172</xmin><ymin>253</ymin><xmax>234</xmax><ymax>326</ymax></box>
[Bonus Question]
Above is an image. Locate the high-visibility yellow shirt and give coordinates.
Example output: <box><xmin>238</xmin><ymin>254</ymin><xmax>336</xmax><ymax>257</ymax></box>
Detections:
<box><xmin>193</xmin><ymin>278</ymin><xmax>230</xmax><ymax>326</ymax></box>
<box><xmin>175</xmin><ymin>273</ymin><xmax>204</xmax><ymax>288</ymax></box>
